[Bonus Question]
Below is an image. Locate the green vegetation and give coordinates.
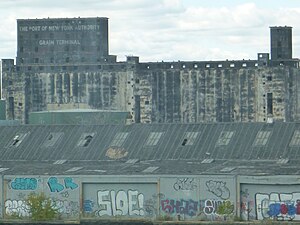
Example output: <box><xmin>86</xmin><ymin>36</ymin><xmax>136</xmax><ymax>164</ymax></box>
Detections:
<box><xmin>26</xmin><ymin>192</ymin><xmax>58</xmax><ymax>221</ymax></box>
<box><xmin>216</xmin><ymin>201</ymin><xmax>234</xmax><ymax>220</ymax></box>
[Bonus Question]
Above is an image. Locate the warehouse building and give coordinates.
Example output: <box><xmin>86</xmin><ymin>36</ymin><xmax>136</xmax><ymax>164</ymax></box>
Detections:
<box><xmin>0</xmin><ymin>122</ymin><xmax>299</xmax><ymax>222</ymax></box>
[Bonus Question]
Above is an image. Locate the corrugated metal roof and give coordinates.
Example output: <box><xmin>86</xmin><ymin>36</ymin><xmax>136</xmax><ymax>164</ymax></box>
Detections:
<box><xmin>0</xmin><ymin>122</ymin><xmax>300</xmax><ymax>175</ymax></box>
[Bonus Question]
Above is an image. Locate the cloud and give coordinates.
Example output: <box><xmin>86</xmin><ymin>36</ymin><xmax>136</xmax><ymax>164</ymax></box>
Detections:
<box><xmin>0</xmin><ymin>0</ymin><xmax>300</xmax><ymax>61</ymax></box>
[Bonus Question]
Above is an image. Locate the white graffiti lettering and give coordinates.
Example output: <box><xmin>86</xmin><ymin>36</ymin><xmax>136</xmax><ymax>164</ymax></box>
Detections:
<box><xmin>5</xmin><ymin>200</ymin><xmax>30</xmax><ymax>217</ymax></box>
<box><xmin>5</xmin><ymin>199</ymin><xmax>79</xmax><ymax>218</ymax></box>
<box><xmin>206</xmin><ymin>180</ymin><xmax>230</xmax><ymax>200</ymax></box>
<box><xmin>203</xmin><ymin>199</ymin><xmax>228</xmax><ymax>215</ymax></box>
<box><xmin>97</xmin><ymin>190</ymin><xmax>144</xmax><ymax>217</ymax></box>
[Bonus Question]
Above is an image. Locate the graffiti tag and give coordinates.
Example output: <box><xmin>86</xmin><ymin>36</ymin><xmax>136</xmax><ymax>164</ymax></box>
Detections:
<box><xmin>256</xmin><ymin>192</ymin><xmax>300</xmax><ymax>221</ymax></box>
<box><xmin>206</xmin><ymin>180</ymin><xmax>230</xmax><ymax>200</ymax></box>
<box><xmin>47</xmin><ymin>177</ymin><xmax>78</xmax><ymax>192</ymax></box>
<box><xmin>173</xmin><ymin>178</ymin><xmax>197</xmax><ymax>191</ymax></box>
<box><xmin>97</xmin><ymin>190</ymin><xmax>144</xmax><ymax>217</ymax></box>
<box><xmin>10</xmin><ymin>178</ymin><xmax>38</xmax><ymax>190</ymax></box>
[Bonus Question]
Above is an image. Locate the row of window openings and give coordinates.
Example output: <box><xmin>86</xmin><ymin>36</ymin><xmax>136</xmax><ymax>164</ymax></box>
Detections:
<box><xmin>22</xmin><ymin>65</ymin><xmax>102</xmax><ymax>71</ymax></box>
<box><xmin>10</xmin><ymin>129</ymin><xmax>292</xmax><ymax>149</ymax></box>
<box><xmin>20</xmin><ymin>57</ymin><xmax>103</xmax><ymax>64</ymax></box>
<box><xmin>146</xmin><ymin>63</ymin><xmax>257</xmax><ymax>70</ymax></box>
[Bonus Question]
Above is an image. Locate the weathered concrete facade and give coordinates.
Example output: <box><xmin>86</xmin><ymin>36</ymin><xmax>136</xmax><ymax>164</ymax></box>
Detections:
<box><xmin>2</xmin><ymin>58</ymin><xmax>300</xmax><ymax>124</ymax></box>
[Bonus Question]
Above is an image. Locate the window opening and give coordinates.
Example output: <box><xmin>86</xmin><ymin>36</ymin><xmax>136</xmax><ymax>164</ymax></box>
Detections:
<box><xmin>290</xmin><ymin>130</ymin><xmax>300</xmax><ymax>146</ymax></box>
<box><xmin>145</xmin><ymin>132</ymin><xmax>164</xmax><ymax>146</ymax></box>
<box><xmin>253</xmin><ymin>131</ymin><xmax>271</xmax><ymax>146</ymax></box>
<box><xmin>77</xmin><ymin>133</ymin><xmax>95</xmax><ymax>147</ymax></box>
<box><xmin>217</xmin><ymin>131</ymin><xmax>234</xmax><ymax>146</ymax></box>
<box><xmin>9</xmin><ymin>133</ymin><xmax>29</xmax><ymax>147</ymax></box>
<box><xmin>181</xmin><ymin>132</ymin><xmax>199</xmax><ymax>146</ymax></box>
<box><xmin>111</xmin><ymin>132</ymin><xmax>129</xmax><ymax>147</ymax></box>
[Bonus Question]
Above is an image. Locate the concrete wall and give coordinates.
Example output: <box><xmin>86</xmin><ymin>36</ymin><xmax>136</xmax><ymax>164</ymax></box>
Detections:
<box><xmin>3</xmin><ymin>176</ymin><xmax>80</xmax><ymax>221</ymax></box>
<box><xmin>2</xmin><ymin>60</ymin><xmax>300</xmax><ymax>124</ymax></box>
<box><xmin>239</xmin><ymin>176</ymin><xmax>300</xmax><ymax>221</ymax></box>
<box><xmin>1</xmin><ymin>174</ymin><xmax>300</xmax><ymax>222</ymax></box>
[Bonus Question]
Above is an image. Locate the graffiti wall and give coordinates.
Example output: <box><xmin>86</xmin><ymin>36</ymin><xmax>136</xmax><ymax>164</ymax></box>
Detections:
<box><xmin>240</xmin><ymin>184</ymin><xmax>300</xmax><ymax>221</ymax></box>
<box><xmin>82</xmin><ymin>182</ymin><xmax>157</xmax><ymax>218</ymax></box>
<box><xmin>4</xmin><ymin>176</ymin><xmax>80</xmax><ymax>220</ymax></box>
<box><xmin>159</xmin><ymin>176</ymin><xmax>236</xmax><ymax>220</ymax></box>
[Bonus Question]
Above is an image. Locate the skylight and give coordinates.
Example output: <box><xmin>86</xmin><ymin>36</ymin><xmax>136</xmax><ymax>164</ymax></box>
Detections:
<box><xmin>8</xmin><ymin>132</ymin><xmax>29</xmax><ymax>147</ymax></box>
<box><xmin>201</xmin><ymin>159</ymin><xmax>215</xmax><ymax>164</ymax></box>
<box><xmin>66</xmin><ymin>167</ymin><xmax>83</xmax><ymax>172</ymax></box>
<box><xmin>217</xmin><ymin>131</ymin><xmax>234</xmax><ymax>146</ymax></box>
<box><xmin>220</xmin><ymin>167</ymin><xmax>236</xmax><ymax>172</ymax></box>
<box><xmin>145</xmin><ymin>132</ymin><xmax>164</xmax><ymax>146</ymax></box>
<box><xmin>53</xmin><ymin>159</ymin><xmax>67</xmax><ymax>165</ymax></box>
<box><xmin>253</xmin><ymin>131</ymin><xmax>271</xmax><ymax>146</ymax></box>
<box><xmin>290</xmin><ymin>130</ymin><xmax>300</xmax><ymax>146</ymax></box>
<box><xmin>0</xmin><ymin>168</ymin><xmax>9</xmax><ymax>173</ymax></box>
<box><xmin>44</xmin><ymin>132</ymin><xmax>63</xmax><ymax>147</ymax></box>
<box><xmin>77</xmin><ymin>133</ymin><xmax>95</xmax><ymax>147</ymax></box>
<box><xmin>181</xmin><ymin>132</ymin><xmax>199</xmax><ymax>146</ymax></box>
<box><xmin>110</xmin><ymin>132</ymin><xmax>129</xmax><ymax>147</ymax></box>
<box><xmin>142</xmin><ymin>166</ymin><xmax>159</xmax><ymax>173</ymax></box>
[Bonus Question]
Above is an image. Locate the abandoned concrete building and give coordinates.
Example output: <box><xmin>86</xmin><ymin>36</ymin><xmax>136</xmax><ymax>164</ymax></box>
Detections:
<box><xmin>0</xmin><ymin>18</ymin><xmax>300</xmax><ymax>124</ymax></box>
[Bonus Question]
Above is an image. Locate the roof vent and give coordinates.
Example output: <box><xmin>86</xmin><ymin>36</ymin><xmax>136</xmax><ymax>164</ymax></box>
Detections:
<box><xmin>277</xmin><ymin>158</ymin><xmax>289</xmax><ymax>164</ymax></box>
<box><xmin>142</xmin><ymin>166</ymin><xmax>159</xmax><ymax>173</ymax></box>
<box><xmin>125</xmin><ymin>159</ymin><xmax>139</xmax><ymax>164</ymax></box>
<box><xmin>220</xmin><ymin>167</ymin><xmax>236</xmax><ymax>172</ymax></box>
<box><xmin>201</xmin><ymin>159</ymin><xmax>215</xmax><ymax>164</ymax></box>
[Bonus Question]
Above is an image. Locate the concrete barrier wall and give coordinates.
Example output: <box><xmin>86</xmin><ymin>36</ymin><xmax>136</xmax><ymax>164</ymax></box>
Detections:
<box><xmin>3</xmin><ymin>175</ymin><xmax>80</xmax><ymax>221</ymax></box>
<box><xmin>2</xmin><ymin>175</ymin><xmax>300</xmax><ymax>222</ymax></box>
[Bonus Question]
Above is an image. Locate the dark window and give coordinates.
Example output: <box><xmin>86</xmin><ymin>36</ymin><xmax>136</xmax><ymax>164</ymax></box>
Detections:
<box><xmin>66</xmin><ymin>57</ymin><xmax>70</xmax><ymax>63</ymax></box>
<box><xmin>34</xmin><ymin>58</ymin><xmax>39</xmax><ymax>63</ymax></box>
<box><xmin>182</xmin><ymin>138</ymin><xmax>188</xmax><ymax>146</ymax></box>
<box><xmin>267</xmin><ymin>93</ymin><xmax>273</xmax><ymax>115</ymax></box>
<box><xmin>267</xmin><ymin>76</ymin><xmax>272</xmax><ymax>81</ymax></box>
<box><xmin>35</xmin><ymin>47</ymin><xmax>38</xmax><ymax>52</ymax></box>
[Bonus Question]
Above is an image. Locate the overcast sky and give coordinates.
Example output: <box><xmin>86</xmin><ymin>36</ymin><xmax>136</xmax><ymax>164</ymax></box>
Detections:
<box><xmin>0</xmin><ymin>0</ymin><xmax>300</xmax><ymax>62</ymax></box>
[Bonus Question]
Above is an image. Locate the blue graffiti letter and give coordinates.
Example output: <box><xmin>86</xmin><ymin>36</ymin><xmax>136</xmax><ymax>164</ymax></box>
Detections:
<box><xmin>64</xmin><ymin>177</ymin><xmax>78</xmax><ymax>190</ymax></box>
<box><xmin>47</xmin><ymin>177</ymin><xmax>64</xmax><ymax>192</ymax></box>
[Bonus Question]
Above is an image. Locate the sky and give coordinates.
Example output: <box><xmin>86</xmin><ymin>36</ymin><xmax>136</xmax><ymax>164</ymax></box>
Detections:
<box><xmin>0</xmin><ymin>0</ymin><xmax>300</xmax><ymax>62</ymax></box>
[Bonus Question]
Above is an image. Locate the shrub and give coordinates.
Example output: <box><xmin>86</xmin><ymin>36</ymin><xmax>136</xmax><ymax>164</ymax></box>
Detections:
<box><xmin>216</xmin><ymin>201</ymin><xmax>234</xmax><ymax>220</ymax></box>
<box><xmin>26</xmin><ymin>192</ymin><xmax>58</xmax><ymax>221</ymax></box>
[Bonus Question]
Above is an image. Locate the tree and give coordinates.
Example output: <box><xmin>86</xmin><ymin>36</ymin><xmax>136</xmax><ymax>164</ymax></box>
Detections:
<box><xmin>26</xmin><ymin>192</ymin><xmax>58</xmax><ymax>221</ymax></box>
